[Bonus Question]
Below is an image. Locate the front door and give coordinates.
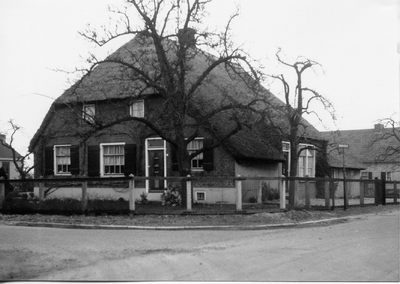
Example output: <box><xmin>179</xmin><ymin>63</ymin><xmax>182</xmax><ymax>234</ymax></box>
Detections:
<box><xmin>148</xmin><ymin>150</ymin><xmax>165</xmax><ymax>190</ymax></box>
<box><xmin>146</xmin><ymin>138</ymin><xmax>166</xmax><ymax>191</ymax></box>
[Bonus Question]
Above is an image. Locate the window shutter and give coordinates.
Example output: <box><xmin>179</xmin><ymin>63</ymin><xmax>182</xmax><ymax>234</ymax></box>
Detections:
<box><xmin>124</xmin><ymin>144</ymin><xmax>136</xmax><ymax>177</ymax></box>
<box><xmin>44</xmin><ymin>146</ymin><xmax>54</xmax><ymax>176</ymax></box>
<box><xmin>70</xmin><ymin>145</ymin><xmax>80</xmax><ymax>175</ymax></box>
<box><xmin>203</xmin><ymin>139</ymin><xmax>214</xmax><ymax>171</ymax></box>
<box><xmin>171</xmin><ymin>145</ymin><xmax>178</xmax><ymax>171</ymax></box>
<box><xmin>88</xmin><ymin>145</ymin><xmax>100</xmax><ymax>177</ymax></box>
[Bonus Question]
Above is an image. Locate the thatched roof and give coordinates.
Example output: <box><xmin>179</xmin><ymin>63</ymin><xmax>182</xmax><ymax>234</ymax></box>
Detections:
<box><xmin>30</xmin><ymin>34</ymin><xmax>322</xmax><ymax>161</ymax></box>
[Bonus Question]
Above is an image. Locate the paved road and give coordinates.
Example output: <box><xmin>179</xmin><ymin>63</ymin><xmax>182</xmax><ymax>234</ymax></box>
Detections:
<box><xmin>0</xmin><ymin>211</ymin><xmax>399</xmax><ymax>281</ymax></box>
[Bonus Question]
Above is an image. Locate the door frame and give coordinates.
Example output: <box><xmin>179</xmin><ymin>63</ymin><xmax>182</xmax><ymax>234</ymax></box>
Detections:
<box><xmin>145</xmin><ymin>137</ymin><xmax>167</xmax><ymax>192</ymax></box>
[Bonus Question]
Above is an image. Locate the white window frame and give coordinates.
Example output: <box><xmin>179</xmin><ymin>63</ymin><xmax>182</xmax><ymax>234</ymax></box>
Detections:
<box><xmin>187</xmin><ymin>138</ymin><xmax>204</xmax><ymax>171</ymax></box>
<box><xmin>83</xmin><ymin>104</ymin><xmax>95</xmax><ymax>123</ymax></box>
<box><xmin>54</xmin><ymin>145</ymin><xmax>71</xmax><ymax>176</ymax></box>
<box><xmin>145</xmin><ymin>137</ymin><xmax>167</xmax><ymax>191</ymax></box>
<box><xmin>282</xmin><ymin>141</ymin><xmax>291</xmax><ymax>176</ymax></box>
<box><xmin>298</xmin><ymin>143</ymin><xmax>316</xmax><ymax>177</ymax></box>
<box><xmin>195</xmin><ymin>191</ymin><xmax>206</xmax><ymax>202</ymax></box>
<box><xmin>130</xmin><ymin>100</ymin><xmax>145</xmax><ymax>118</ymax></box>
<box><xmin>281</xmin><ymin>142</ymin><xmax>316</xmax><ymax>177</ymax></box>
<box><xmin>100</xmin><ymin>142</ymin><xmax>126</xmax><ymax>177</ymax></box>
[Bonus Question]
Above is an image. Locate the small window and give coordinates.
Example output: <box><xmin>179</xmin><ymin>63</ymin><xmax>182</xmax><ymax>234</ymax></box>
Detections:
<box><xmin>282</xmin><ymin>142</ymin><xmax>290</xmax><ymax>152</ymax></box>
<box><xmin>130</xmin><ymin>100</ymin><xmax>144</xmax><ymax>118</ymax></box>
<box><xmin>101</xmin><ymin>143</ymin><xmax>125</xmax><ymax>176</ymax></box>
<box><xmin>361</xmin><ymin>172</ymin><xmax>372</xmax><ymax>179</ymax></box>
<box><xmin>54</xmin><ymin>145</ymin><xmax>71</xmax><ymax>175</ymax></box>
<box><xmin>196</xmin><ymin>191</ymin><xmax>206</xmax><ymax>202</ymax></box>
<box><xmin>386</xmin><ymin>172</ymin><xmax>392</xmax><ymax>181</ymax></box>
<box><xmin>83</xmin><ymin>104</ymin><xmax>95</xmax><ymax>123</ymax></box>
<box><xmin>188</xmin><ymin>139</ymin><xmax>203</xmax><ymax>170</ymax></box>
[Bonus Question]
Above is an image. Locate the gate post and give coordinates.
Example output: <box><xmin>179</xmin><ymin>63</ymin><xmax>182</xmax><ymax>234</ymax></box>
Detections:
<box><xmin>0</xmin><ymin>177</ymin><xmax>5</xmax><ymax>210</ymax></box>
<box><xmin>324</xmin><ymin>178</ymin><xmax>330</xmax><ymax>209</ymax></box>
<box><xmin>82</xmin><ymin>180</ymin><xmax>88</xmax><ymax>212</ymax></box>
<box><xmin>374</xmin><ymin>177</ymin><xmax>381</xmax><ymax>205</ymax></box>
<box><xmin>381</xmin><ymin>172</ymin><xmax>386</xmax><ymax>205</ymax></box>
<box><xmin>186</xmin><ymin>175</ymin><xmax>192</xmax><ymax>212</ymax></box>
<box><xmin>129</xmin><ymin>174</ymin><xmax>135</xmax><ymax>212</ymax></box>
<box><xmin>280</xmin><ymin>175</ymin><xmax>286</xmax><ymax>210</ymax></box>
<box><xmin>39</xmin><ymin>176</ymin><xmax>45</xmax><ymax>201</ymax></box>
<box><xmin>257</xmin><ymin>180</ymin><xmax>262</xmax><ymax>204</ymax></box>
<box><xmin>235</xmin><ymin>175</ymin><xmax>243</xmax><ymax>212</ymax></box>
<box><xmin>394</xmin><ymin>182</ymin><xmax>398</xmax><ymax>204</ymax></box>
<box><xmin>330</xmin><ymin>180</ymin><xmax>336</xmax><ymax>210</ymax></box>
<box><xmin>305</xmin><ymin>177</ymin><xmax>310</xmax><ymax>209</ymax></box>
<box><xmin>359</xmin><ymin>180</ymin><xmax>365</xmax><ymax>206</ymax></box>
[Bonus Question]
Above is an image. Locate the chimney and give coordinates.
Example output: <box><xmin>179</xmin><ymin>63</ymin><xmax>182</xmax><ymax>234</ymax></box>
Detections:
<box><xmin>374</xmin><ymin>123</ymin><xmax>384</xmax><ymax>134</ymax></box>
<box><xmin>178</xmin><ymin>28</ymin><xmax>196</xmax><ymax>48</ymax></box>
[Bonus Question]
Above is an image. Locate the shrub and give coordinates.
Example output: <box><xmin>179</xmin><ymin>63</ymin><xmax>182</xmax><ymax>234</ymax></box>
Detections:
<box><xmin>248</xmin><ymin>196</ymin><xmax>257</xmax><ymax>203</ymax></box>
<box><xmin>262</xmin><ymin>182</ymin><xmax>280</xmax><ymax>201</ymax></box>
<box><xmin>161</xmin><ymin>184</ymin><xmax>181</xmax><ymax>206</ymax></box>
<box><xmin>139</xmin><ymin>192</ymin><xmax>148</xmax><ymax>204</ymax></box>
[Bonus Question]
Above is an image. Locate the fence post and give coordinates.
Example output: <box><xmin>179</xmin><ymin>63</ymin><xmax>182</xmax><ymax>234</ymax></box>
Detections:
<box><xmin>305</xmin><ymin>177</ymin><xmax>310</xmax><ymax>209</ymax></box>
<box><xmin>39</xmin><ymin>176</ymin><xmax>45</xmax><ymax>201</ymax></box>
<box><xmin>324</xmin><ymin>178</ymin><xmax>330</xmax><ymax>209</ymax></box>
<box><xmin>82</xmin><ymin>180</ymin><xmax>88</xmax><ymax>212</ymax></box>
<box><xmin>236</xmin><ymin>175</ymin><xmax>242</xmax><ymax>212</ymax></box>
<box><xmin>0</xmin><ymin>177</ymin><xmax>4</xmax><ymax>210</ymax></box>
<box><xmin>330</xmin><ymin>181</ymin><xmax>335</xmax><ymax>210</ymax></box>
<box><xmin>360</xmin><ymin>180</ymin><xmax>365</xmax><ymax>207</ymax></box>
<box><xmin>394</xmin><ymin>182</ymin><xmax>398</xmax><ymax>204</ymax></box>
<box><xmin>129</xmin><ymin>174</ymin><xmax>135</xmax><ymax>212</ymax></box>
<box><xmin>280</xmin><ymin>175</ymin><xmax>286</xmax><ymax>210</ymax></box>
<box><xmin>186</xmin><ymin>175</ymin><xmax>192</xmax><ymax>212</ymax></box>
<box><xmin>257</xmin><ymin>180</ymin><xmax>262</xmax><ymax>204</ymax></box>
<box><xmin>374</xmin><ymin>177</ymin><xmax>380</xmax><ymax>205</ymax></box>
<box><xmin>381</xmin><ymin>172</ymin><xmax>386</xmax><ymax>206</ymax></box>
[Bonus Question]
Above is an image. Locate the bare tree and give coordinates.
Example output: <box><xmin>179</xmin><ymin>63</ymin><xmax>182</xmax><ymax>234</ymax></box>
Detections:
<box><xmin>63</xmin><ymin>0</ymin><xmax>274</xmax><ymax>177</ymax></box>
<box><xmin>372</xmin><ymin>117</ymin><xmax>400</xmax><ymax>162</ymax></box>
<box><xmin>270</xmin><ymin>49</ymin><xmax>335</xmax><ymax>206</ymax></box>
<box><xmin>1</xmin><ymin>120</ymin><xmax>34</xmax><ymax>179</ymax></box>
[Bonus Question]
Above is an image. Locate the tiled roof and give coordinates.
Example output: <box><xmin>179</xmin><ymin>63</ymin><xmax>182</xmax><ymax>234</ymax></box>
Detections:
<box><xmin>321</xmin><ymin>126</ymin><xmax>400</xmax><ymax>165</ymax></box>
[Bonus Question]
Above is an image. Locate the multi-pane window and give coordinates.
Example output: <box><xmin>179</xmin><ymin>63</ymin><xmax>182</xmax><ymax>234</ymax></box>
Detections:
<box><xmin>283</xmin><ymin>142</ymin><xmax>315</xmax><ymax>177</ymax></box>
<box><xmin>102</xmin><ymin>144</ymin><xmax>125</xmax><ymax>175</ymax></box>
<box><xmin>130</xmin><ymin>100</ymin><xmax>144</xmax><ymax>118</ymax></box>
<box><xmin>83</xmin><ymin>104</ymin><xmax>95</xmax><ymax>123</ymax></box>
<box><xmin>187</xmin><ymin>139</ymin><xmax>203</xmax><ymax>170</ymax></box>
<box><xmin>55</xmin><ymin>146</ymin><xmax>71</xmax><ymax>175</ymax></box>
<box><xmin>361</xmin><ymin>172</ymin><xmax>372</xmax><ymax>179</ymax></box>
<box><xmin>282</xmin><ymin>142</ymin><xmax>290</xmax><ymax>176</ymax></box>
<box><xmin>386</xmin><ymin>172</ymin><xmax>392</xmax><ymax>181</ymax></box>
<box><xmin>298</xmin><ymin>145</ymin><xmax>315</xmax><ymax>177</ymax></box>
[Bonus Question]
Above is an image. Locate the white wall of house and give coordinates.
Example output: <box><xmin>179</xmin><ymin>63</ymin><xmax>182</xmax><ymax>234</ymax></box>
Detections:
<box><xmin>34</xmin><ymin>185</ymin><xmax>238</xmax><ymax>204</ymax></box>
<box><xmin>331</xmin><ymin>168</ymin><xmax>362</xmax><ymax>198</ymax></box>
<box><xmin>362</xmin><ymin>163</ymin><xmax>400</xmax><ymax>181</ymax></box>
<box><xmin>235</xmin><ymin>161</ymin><xmax>280</xmax><ymax>202</ymax></box>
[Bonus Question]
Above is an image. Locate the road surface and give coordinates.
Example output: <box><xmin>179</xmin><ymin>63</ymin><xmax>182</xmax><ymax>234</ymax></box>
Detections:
<box><xmin>0</xmin><ymin>210</ymin><xmax>399</xmax><ymax>281</ymax></box>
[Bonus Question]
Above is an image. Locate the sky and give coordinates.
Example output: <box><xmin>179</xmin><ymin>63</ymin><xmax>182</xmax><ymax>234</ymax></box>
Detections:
<box><xmin>0</xmin><ymin>0</ymin><xmax>399</xmax><ymax>156</ymax></box>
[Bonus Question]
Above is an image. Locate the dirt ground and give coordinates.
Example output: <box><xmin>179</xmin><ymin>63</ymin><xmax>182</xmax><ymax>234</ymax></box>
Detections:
<box><xmin>1</xmin><ymin>204</ymin><xmax>398</xmax><ymax>228</ymax></box>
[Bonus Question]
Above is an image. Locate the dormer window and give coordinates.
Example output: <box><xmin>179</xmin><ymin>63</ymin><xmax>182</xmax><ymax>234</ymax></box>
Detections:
<box><xmin>83</xmin><ymin>104</ymin><xmax>95</xmax><ymax>123</ymax></box>
<box><xmin>130</xmin><ymin>100</ymin><xmax>144</xmax><ymax>118</ymax></box>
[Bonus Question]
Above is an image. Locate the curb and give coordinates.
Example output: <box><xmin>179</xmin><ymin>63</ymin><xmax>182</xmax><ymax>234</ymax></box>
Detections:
<box><xmin>1</xmin><ymin>216</ymin><xmax>350</xmax><ymax>230</ymax></box>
